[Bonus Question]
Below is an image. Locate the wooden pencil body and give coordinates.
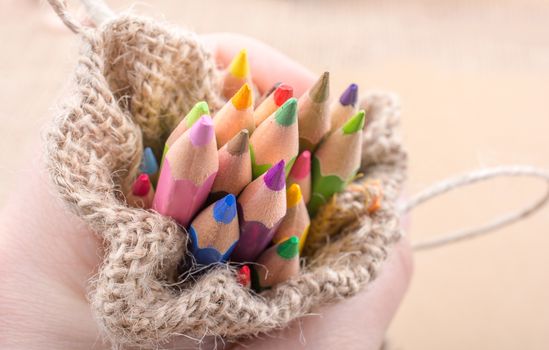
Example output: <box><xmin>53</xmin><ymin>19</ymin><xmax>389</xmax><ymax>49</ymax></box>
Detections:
<box><xmin>253</xmin><ymin>236</ymin><xmax>300</xmax><ymax>289</ymax></box>
<box><xmin>214</xmin><ymin>107</ymin><xmax>254</xmax><ymax>148</ymax></box>
<box><xmin>189</xmin><ymin>195</ymin><xmax>239</xmax><ymax>265</ymax></box>
<box><xmin>153</xmin><ymin>117</ymin><xmax>218</xmax><ymax>227</ymax></box>
<box><xmin>330</xmin><ymin>102</ymin><xmax>357</xmax><ymax>131</ymax></box>
<box><xmin>231</xmin><ymin>163</ymin><xmax>287</xmax><ymax>262</ymax></box>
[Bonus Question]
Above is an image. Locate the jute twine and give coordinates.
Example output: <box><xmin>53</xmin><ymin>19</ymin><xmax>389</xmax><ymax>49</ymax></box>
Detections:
<box><xmin>44</xmin><ymin>0</ymin><xmax>549</xmax><ymax>348</ymax></box>
<box><xmin>45</xmin><ymin>0</ymin><xmax>406</xmax><ymax>347</ymax></box>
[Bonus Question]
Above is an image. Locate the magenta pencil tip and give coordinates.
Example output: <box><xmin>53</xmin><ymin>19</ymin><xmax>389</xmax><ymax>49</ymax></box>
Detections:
<box><xmin>190</xmin><ymin>115</ymin><xmax>215</xmax><ymax>146</ymax></box>
<box><xmin>289</xmin><ymin>151</ymin><xmax>311</xmax><ymax>179</ymax></box>
<box><xmin>339</xmin><ymin>83</ymin><xmax>358</xmax><ymax>107</ymax></box>
<box><xmin>264</xmin><ymin>160</ymin><xmax>286</xmax><ymax>191</ymax></box>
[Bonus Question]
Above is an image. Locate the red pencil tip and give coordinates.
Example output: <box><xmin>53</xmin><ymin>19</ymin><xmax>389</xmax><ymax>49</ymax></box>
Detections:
<box><xmin>132</xmin><ymin>173</ymin><xmax>151</xmax><ymax>196</ymax></box>
<box><xmin>273</xmin><ymin>84</ymin><xmax>293</xmax><ymax>106</ymax></box>
<box><xmin>237</xmin><ymin>265</ymin><xmax>251</xmax><ymax>287</ymax></box>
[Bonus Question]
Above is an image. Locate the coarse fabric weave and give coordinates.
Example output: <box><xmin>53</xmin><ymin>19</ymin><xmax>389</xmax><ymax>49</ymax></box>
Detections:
<box><xmin>46</xmin><ymin>14</ymin><xmax>407</xmax><ymax>348</ymax></box>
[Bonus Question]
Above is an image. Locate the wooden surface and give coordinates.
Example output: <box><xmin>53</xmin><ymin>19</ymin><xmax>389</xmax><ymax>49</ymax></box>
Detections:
<box><xmin>1</xmin><ymin>0</ymin><xmax>548</xmax><ymax>348</ymax></box>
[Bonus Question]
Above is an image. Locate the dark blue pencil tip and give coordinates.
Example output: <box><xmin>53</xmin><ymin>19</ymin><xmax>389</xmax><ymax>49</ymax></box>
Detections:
<box><xmin>213</xmin><ymin>194</ymin><xmax>237</xmax><ymax>224</ymax></box>
<box><xmin>339</xmin><ymin>83</ymin><xmax>358</xmax><ymax>107</ymax></box>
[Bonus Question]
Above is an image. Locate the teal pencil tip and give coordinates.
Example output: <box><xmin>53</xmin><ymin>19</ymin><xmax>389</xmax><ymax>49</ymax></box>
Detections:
<box><xmin>276</xmin><ymin>236</ymin><xmax>299</xmax><ymax>259</ymax></box>
<box><xmin>342</xmin><ymin>110</ymin><xmax>365</xmax><ymax>134</ymax></box>
<box><xmin>275</xmin><ymin>98</ymin><xmax>297</xmax><ymax>126</ymax></box>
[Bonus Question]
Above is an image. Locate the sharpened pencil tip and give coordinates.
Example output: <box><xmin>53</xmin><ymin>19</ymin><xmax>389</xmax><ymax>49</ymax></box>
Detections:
<box><xmin>228</xmin><ymin>49</ymin><xmax>250</xmax><ymax>79</ymax></box>
<box><xmin>190</xmin><ymin>116</ymin><xmax>215</xmax><ymax>146</ymax></box>
<box><xmin>287</xmin><ymin>184</ymin><xmax>303</xmax><ymax>208</ymax></box>
<box><xmin>132</xmin><ymin>173</ymin><xmax>151</xmax><ymax>196</ymax></box>
<box><xmin>231</xmin><ymin>83</ymin><xmax>253</xmax><ymax>110</ymax></box>
<box><xmin>184</xmin><ymin>101</ymin><xmax>210</xmax><ymax>128</ymax></box>
<box><xmin>213</xmin><ymin>194</ymin><xmax>237</xmax><ymax>224</ymax></box>
<box><xmin>289</xmin><ymin>151</ymin><xmax>311</xmax><ymax>179</ymax></box>
<box><xmin>273</xmin><ymin>84</ymin><xmax>293</xmax><ymax>106</ymax></box>
<box><xmin>277</xmin><ymin>236</ymin><xmax>299</xmax><ymax>259</ymax></box>
<box><xmin>140</xmin><ymin>147</ymin><xmax>159</xmax><ymax>174</ymax></box>
<box><xmin>264</xmin><ymin>160</ymin><xmax>286</xmax><ymax>191</ymax></box>
<box><xmin>309</xmin><ymin>71</ymin><xmax>330</xmax><ymax>103</ymax></box>
<box><xmin>339</xmin><ymin>83</ymin><xmax>358</xmax><ymax>107</ymax></box>
<box><xmin>275</xmin><ymin>98</ymin><xmax>297</xmax><ymax>126</ymax></box>
<box><xmin>227</xmin><ymin>129</ymin><xmax>250</xmax><ymax>155</ymax></box>
<box><xmin>342</xmin><ymin>110</ymin><xmax>365</xmax><ymax>135</ymax></box>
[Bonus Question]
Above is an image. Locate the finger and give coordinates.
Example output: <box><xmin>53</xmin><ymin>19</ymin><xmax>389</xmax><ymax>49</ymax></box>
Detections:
<box><xmin>201</xmin><ymin>32</ymin><xmax>317</xmax><ymax>96</ymax></box>
<box><xmin>232</xmin><ymin>238</ymin><xmax>414</xmax><ymax>350</ymax></box>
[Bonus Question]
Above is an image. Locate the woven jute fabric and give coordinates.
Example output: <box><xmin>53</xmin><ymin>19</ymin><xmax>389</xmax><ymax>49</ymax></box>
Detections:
<box><xmin>45</xmin><ymin>14</ymin><xmax>407</xmax><ymax>349</ymax></box>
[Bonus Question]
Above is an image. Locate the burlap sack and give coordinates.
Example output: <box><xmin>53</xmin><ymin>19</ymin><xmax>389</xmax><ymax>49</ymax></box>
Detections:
<box><xmin>46</xmin><ymin>14</ymin><xmax>407</xmax><ymax>348</ymax></box>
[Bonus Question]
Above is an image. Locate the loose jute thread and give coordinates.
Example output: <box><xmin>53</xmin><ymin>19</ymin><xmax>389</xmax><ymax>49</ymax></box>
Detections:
<box><xmin>44</xmin><ymin>0</ymin><xmax>549</xmax><ymax>348</ymax></box>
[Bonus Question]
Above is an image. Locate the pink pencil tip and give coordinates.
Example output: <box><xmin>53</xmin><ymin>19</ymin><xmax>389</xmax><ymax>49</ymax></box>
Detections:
<box><xmin>264</xmin><ymin>160</ymin><xmax>286</xmax><ymax>191</ymax></box>
<box><xmin>190</xmin><ymin>115</ymin><xmax>215</xmax><ymax>146</ymax></box>
<box><xmin>132</xmin><ymin>173</ymin><xmax>151</xmax><ymax>196</ymax></box>
<box><xmin>289</xmin><ymin>151</ymin><xmax>311</xmax><ymax>179</ymax></box>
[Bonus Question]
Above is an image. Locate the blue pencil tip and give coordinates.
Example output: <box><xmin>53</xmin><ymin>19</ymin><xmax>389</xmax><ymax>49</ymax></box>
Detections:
<box><xmin>339</xmin><ymin>83</ymin><xmax>358</xmax><ymax>107</ymax></box>
<box><xmin>139</xmin><ymin>147</ymin><xmax>159</xmax><ymax>174</ymax></box>
<box><xmin>213</xmin><ymin>194</ymin><xmax>237</xmax><ymax>224</ymax></box>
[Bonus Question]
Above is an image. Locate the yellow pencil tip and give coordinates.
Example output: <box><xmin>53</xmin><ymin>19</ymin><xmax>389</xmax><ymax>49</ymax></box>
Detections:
<box><xmin>231</xmin><ymin>83</ymin><xmax>253</xmax><ymax>110</ymax></box>
<box><xmin>287</xmin><ymin>184</ymin><xmax>303</xmax><ymax>207</ymax></box>
<box><xmin>228</xmin><ymin>49</ymin><xmax>250</xmax><ymax>79</ymax></box>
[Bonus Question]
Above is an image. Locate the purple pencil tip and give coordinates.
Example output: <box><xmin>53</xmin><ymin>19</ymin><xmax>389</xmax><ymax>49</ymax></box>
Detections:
<box><xmin>339</xmin><ymin>83</ymin><xmax>358</xmax><ymax>107</ymax></box>
<box><xmin>264</xmin><ymin>160</ymin><xmax>286</xmax><ymax>191</ymax></box>
<box><xmin>190</xmin><ymin>116</ymin><xmax>215</xmax><ymax>146</ymax></box>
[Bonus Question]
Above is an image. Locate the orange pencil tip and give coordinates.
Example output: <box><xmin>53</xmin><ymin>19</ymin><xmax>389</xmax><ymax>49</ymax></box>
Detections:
<box><xmin>231</xmin><ymin>83</ymin><xmax>253</xmax><ymax>110</ymax></box>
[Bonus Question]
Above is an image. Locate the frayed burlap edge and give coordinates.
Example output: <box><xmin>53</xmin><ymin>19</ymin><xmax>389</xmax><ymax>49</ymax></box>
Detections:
<box><xmin>45</xmin><ymin>14</ymin><xmax>407</xmax><ymax>349</ymax></box>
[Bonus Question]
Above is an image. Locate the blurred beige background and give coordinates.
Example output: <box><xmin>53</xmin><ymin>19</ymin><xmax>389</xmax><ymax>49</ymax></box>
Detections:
<box><xmin>1</xmin><ymin>0</ymin><xmax>548</xmax><ymax>349</ymax></box>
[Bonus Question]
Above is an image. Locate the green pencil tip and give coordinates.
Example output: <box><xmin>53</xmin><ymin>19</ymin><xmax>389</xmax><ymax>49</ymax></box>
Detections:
<box><xmin>277</xmin><ymin>236</ymin><xmax>299</xmax><ymax>259</ymax></box>
<box><xmin>342</xmin><ymin>110</ymin><xmax>365</xmax><ymax>134</ymax></box>
<box><xmin>275</xmin><ymin>98</ymin><xmax>297</xmax><ymax>126</ymax></box>
<box><xmin>185</xmin><ymin>101</ymin><xmax>210</xmax><ymax>128</ymax></box>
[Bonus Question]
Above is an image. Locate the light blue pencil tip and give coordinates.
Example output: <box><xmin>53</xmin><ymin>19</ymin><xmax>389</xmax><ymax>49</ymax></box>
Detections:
<box><xmin>139</xmin><ymin>147</ymin><xmax>159</xmax><ymax>174</ymax></box>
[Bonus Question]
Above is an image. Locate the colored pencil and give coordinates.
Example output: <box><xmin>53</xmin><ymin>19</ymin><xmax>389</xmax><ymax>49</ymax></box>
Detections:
<box><xmin>256</xmin><ymin>81</ymin><xmax>281</xmax><ymax>106</ymax></box>
<box><xmin>308</xmin><ymin>110</ymin><xmax>366</xmax><ymax>216</ymax></box>
<box><xmin>163</xmin><ymin>101</ymin><xmax>210</xmax><ymax>158</ymax></box>
<box><xmin>222</xmin><ymin>49</ymin><xmax>252</xmax><ymax>99</ymax></box>
<box><xmin>126</xmin><ymin>173</ymin><xmax>155</xmax><ymax>209</ymax></box>
<box><xmin>330</xmin><ymin>83</ymin><xmax>359</xmax><ymax>131</ymax></box>
<box><xmin>253</xmin><ymin>83</ymin><xmax>293</xmax><ymax>126</ymax></box>
<box><xmin>249</xmin><ymin>98</ymin><xmax>299</xmax><ymax>178</ymax></box>
<box><xmin>297</xmin><ymin>71</ymin><xmax>331</xmax><ymax>152</ymax></box>
<box><xmin>152</xmin><ymin>116</ymin><xmax>219</xmax><ymax>227</ymax></box>
<box><xmin>273</xmin><ymin>184</ymin><xmax>311</xmax><ymax>253</ymax></box>
<box><xmin>209</xmin><ymin>129</ymin><xmax>252</xmax><ymax>201</ymax></box>
<box><xmin>286</xmin><ymin>150</ymin><xmax>312</xmax><ymax>204</ymax></box>
<box><xmin>139</xmin><ymin>147</ymin><xmax>159</xmax><ymax>175</ymax></box>
<box><xmin>236</xmin><ymin>265</ymin><xmax>251</xmax><ymax>288</ymax></box>
<box><xmin>252</xmin><ymin>236</ymin><xmax>300</xmax><ymax>290</ymax></box>
<box><xmin>231</xmin><ymin>160</ymin><xmax>287</xmax><ymax>262</ymax></box>
<box><xmin>213</xmin><ymin>83</ymin><xmax>255</xmax><ymax>148</ymax></box>
<box><xmin>188</xmin><ymin>194</ymin><xmax>239</xmax><ymax>265</ymax></box>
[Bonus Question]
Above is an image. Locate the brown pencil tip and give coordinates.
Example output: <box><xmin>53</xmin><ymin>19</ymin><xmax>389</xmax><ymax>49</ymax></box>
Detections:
<box><xmin>227</xmin><ymin>129</ymin><xmax>250</xmax><ymax>155</ymax></box>
<box><xmin>309</xmin><ymin>71</ymin><xmax>330</xmax><ymax>103</ymax></box>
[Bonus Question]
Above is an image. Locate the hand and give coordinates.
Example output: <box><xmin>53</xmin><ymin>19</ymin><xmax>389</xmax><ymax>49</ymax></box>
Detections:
<box><xmin>0</xmin><ymin>32</ymin><xmax>413</xmax><ymax>350</ymax></box>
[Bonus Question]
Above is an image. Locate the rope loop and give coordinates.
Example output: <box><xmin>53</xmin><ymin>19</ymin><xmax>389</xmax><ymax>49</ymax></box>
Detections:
<box><xmin>402</xmin><ymin>165</ymin><xmax>549</xmax><ymax>251</ymax></box>
<box><xmin>47</xmin><ymin>0</ymin><xmax>114</xmax><ymax>34</ymax></box>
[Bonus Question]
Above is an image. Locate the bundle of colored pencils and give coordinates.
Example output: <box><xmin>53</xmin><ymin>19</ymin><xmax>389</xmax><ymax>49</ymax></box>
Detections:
<box><xmin>126</xmin><ymin>49</ymin><xmax>369</xmax><ymax>291</ymax></box>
